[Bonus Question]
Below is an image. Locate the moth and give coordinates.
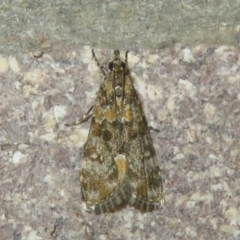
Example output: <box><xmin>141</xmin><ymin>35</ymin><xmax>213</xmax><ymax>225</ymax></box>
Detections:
<box><xmin>68</xmin><ymin>49</ymin><xmax>163</xmax><ymax>214</ymax></box>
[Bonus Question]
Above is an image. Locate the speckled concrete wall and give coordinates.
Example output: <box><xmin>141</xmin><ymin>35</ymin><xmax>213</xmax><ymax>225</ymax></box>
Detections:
<box><xmin>1</xmin><ymin>0</ymin><xmax>240</xmax><ymax>239</ymax></box>
<box><xmin>1</xmin><ymin>46</ymin><xmax>240</xmax><ymax>239</ymax></box>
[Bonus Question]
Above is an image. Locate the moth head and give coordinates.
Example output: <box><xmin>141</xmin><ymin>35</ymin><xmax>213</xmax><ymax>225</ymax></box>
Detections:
<box><xmin>108</xmin><ymin>50</ymin><xmax>126</xmax><ymax>73</ymax></box>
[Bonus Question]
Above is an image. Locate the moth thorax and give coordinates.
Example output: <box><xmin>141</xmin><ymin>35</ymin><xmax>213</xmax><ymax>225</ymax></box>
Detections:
<box><xmin>115</xmin><ymin>86</ymin><xmax>123</xmax><ymax>97</ymax></box>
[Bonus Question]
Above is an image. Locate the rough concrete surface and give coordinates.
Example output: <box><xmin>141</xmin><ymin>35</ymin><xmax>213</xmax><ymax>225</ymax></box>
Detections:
<box><xmin>1</xmin><ymin>45</ymin><xmax>240</xmax><ymax>239</ymax></box>
<box><xmin>1</xmin><ymin>0</ymin><xmax>240</xmax><ymax>240</ymax></box>
<box><xmin>0</xmin><ymin>0</ymin><xmax>240</xmax><ymax>57</ymax></box>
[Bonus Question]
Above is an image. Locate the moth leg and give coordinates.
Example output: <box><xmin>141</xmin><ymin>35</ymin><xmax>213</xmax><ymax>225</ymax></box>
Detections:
<box><xmin>92</xmin><ymin>49</ymin><xmax>106</xmax><ymax>76</ymax></box>
<box><xmin>65</xmin><ymin>105</ymin><xmax>93</xmax><ymax>127</ymax></box>
<box><xmin>124</xmin><ymin>50</ymin><xmax>129</xmax><ymax>65</ymax></box>
<box><xmin>148</xmin><ymin>125</ymin><xmax>160</xmax><ymax>133</ymax></box>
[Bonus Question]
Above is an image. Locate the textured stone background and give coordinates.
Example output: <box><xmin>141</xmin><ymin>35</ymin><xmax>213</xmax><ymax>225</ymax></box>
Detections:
<box><xmin>1</xmin><ymin>1</ymin><xmax>240</xmax><ymax>239</ymax></box>
<box><xmin>1</xmin><ymin>0</ymin><xmax>240</xmax><ymax>57</ymax></box>
<box><xmin>1</xmin><ymin>46</ymin><xmax>240</xmax><ymax>239</ymax></box>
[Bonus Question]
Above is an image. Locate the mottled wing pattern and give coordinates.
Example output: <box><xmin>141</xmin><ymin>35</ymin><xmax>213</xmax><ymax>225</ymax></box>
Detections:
<box><xmin>123</xmin><ymin>80</ymin><xmax>163</xmax><ymax>211</ymax></box>
<box><xmin>80</xmin><ymin>74</ymin><xmax>130</xmax><ymax>214</ymax></box>
<box><xmin>80</xmin><ymin>49</ymin><xmax>163</xmax><ymax>213</ymax></box>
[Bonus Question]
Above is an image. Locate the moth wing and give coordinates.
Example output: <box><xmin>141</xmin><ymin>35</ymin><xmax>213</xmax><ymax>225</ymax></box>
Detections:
<box><xmin>126</xmin><ymin>90</ymin><xmax>163</xmax><ymax>211</ymax></box>
<box><xmin>80</xmin><ymin>85</ymin><xmax>129</xmax><ymax>214</ymax></box>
